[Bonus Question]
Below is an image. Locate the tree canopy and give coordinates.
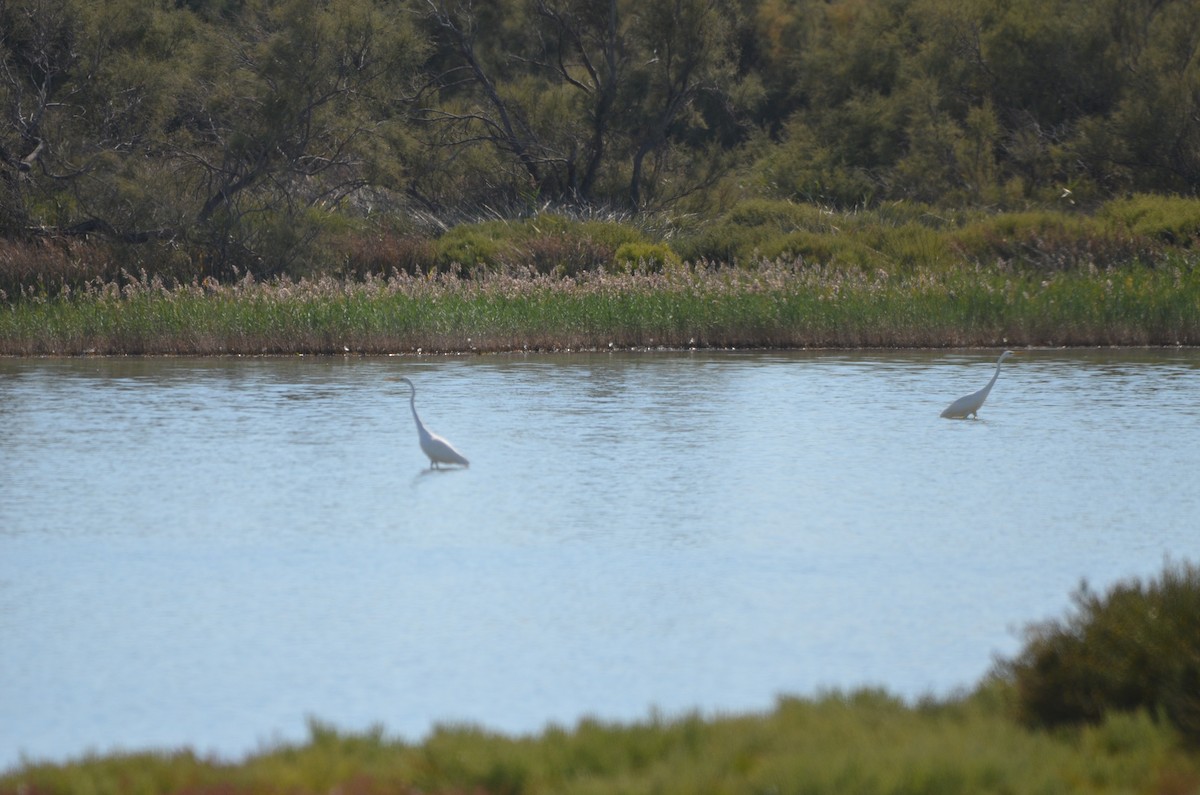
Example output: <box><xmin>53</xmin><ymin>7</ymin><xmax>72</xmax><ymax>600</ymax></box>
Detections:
<box><xmin>2</xmin><ymin>0</ymin><xmax>1198</xmax><ymax>276</ymax></box>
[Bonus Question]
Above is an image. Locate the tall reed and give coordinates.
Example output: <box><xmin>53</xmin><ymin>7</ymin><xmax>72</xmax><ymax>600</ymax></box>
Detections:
<box><xmin>2</xmin><ymin>259</ymin><xmax>1197</xmax><ymax>355</ymax></box>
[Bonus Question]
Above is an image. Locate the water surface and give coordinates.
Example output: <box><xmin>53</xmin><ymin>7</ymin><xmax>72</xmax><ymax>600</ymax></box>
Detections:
<box><xmin>2</xmin><ymin>350</ymin><xmax>1198</xmax><ymax>770</ymax></box>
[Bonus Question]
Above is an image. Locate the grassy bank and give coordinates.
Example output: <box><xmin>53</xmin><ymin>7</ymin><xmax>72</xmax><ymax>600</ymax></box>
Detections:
<box><xmin>3</xmin><ymin>256</ymin><xmax>1199</xmax><ymax>355</ymax></box>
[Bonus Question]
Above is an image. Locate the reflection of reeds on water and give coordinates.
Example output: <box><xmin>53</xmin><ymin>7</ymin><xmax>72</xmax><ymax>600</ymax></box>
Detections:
<box><xmin>2</xmin><ymin>257</ymin><xmax>1198</xmax><ymax>355</ymax></box>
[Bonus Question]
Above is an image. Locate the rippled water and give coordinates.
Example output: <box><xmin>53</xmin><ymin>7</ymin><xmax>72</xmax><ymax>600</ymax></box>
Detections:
<box><xmin>2</xmin><ymin>350</ymin><xmax>1198</xmax><ymax>770</ymax></box>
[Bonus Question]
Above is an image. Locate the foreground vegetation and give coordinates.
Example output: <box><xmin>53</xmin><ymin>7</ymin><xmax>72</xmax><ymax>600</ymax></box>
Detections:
<box><xmin>2</xmin><ymin>694</ymin><xmax>1196</xmax><ymax>795</ymax></box>
<box><xmin>4</xmin><ymin>562</ymin><xmax>1199</xmax><ymax>795</ymax></box>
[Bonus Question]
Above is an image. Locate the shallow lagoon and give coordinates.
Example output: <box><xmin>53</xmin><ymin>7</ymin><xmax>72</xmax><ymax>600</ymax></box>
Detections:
<box><xmin>2</xmin><ymin>350</ymin><xmax>1198</xmax><ymax>770</ymax></box>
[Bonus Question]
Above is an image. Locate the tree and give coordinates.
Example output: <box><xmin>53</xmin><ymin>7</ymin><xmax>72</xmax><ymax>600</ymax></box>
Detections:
<box><xmin>171</xmin><ymin>0</ymin><xmax>427</xmax><ymax>274</ymax></box>
<box><xmin>530</xmin><ymin>0</ymin><xmax>621</xmax><ymax>201</ymax></box>
<box><xmin>1101</xmin><ymin>0</ymin><xmax>1200</xmax><ymax>193</ymax></box>
<box><xmin>412</xmin><ymin>0</ymin><xmax>748</xmax><ymax>211</ymax></box>
<box><xmin>0</xmin><ymin>0</ymin><xmax>81</xmax><ymax>235</ymax></box>
<box><xmin>620</xmin><ymin>0</ymin><xmax>741</xmax><ymax>207</ymax></box>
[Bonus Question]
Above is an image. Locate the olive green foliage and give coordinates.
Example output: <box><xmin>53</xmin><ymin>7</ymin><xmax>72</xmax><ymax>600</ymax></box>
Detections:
<box><xmin>326</xmin><ymin>213</ymin><xmax>648</xmax><ymax>277</ymax></box>
<box><xmin>749</xmin><ymin>0</ymin><xmax>1200</xmax><ymax>206</ymax></box>
<box><xmin>9</xmin><ymin>195</ymin><xmax>1195</xmax><ymax>301</ymax></box>
<box><xmin>997</xmin><ymin>561</ymin><xmax>1200</xmax><ymax>744</ymax></box>
<box><xmin>431</xmin><ymin>216</ymin><xmax>648</xmax><ymax>275</ymax></box>
<box><xmin>951</xmin><ymin>194</ymin><xmax>1200</xmax><ymax>270</ymax></box>
<box><xmin>673</xmin><ymin>199</ymin><xmax>961</xmax><ymax>268</ymax></box>
<box><xmin>612</xmin><ymin>242</ymin><xmax>681</xmax><ymax>272</ymax></box>
<box><xmin>4</xmin><ymin>689</ymin><xmax>1199</xmax><ymax>794</ymax></box>
<box><xmin>671</xmin><ymin>195</ymin><xmax>1199</xmax><ymax>273</ymax></box>
<box><xmin>1100</xmin><ymin>195</ymin><xmax>1200</xmax><ymax>245</ymax></box>
<box><xmin>4</xmin><ymin>0</ymin><xmax>1200</xmax><ymax>281</ymax></box>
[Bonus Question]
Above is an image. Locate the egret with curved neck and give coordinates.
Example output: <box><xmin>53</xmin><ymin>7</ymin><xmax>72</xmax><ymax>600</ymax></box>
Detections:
<box><xmin>399</xmin><ymin>376</ymin><xmax>469</xmax><ymax>468</ymax></box>
<box><xmin>940</xmin><ymin>350</ymin><xmax>1015</xmax><ymax>419</ymax></box>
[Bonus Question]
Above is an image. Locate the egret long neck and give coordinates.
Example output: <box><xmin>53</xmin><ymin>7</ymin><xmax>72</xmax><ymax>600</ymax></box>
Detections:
<box><xmin>982</xmin><ymin>359</ymin><xmax>1003</xmax><ymax>394</ymax></box>
<box><xmin>408</xmin><ymin>390</ymin><xmax>428</xmax><ymax>434</ymax></box>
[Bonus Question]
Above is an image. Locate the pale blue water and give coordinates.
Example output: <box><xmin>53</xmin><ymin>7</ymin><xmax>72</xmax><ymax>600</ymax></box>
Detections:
<box><xmin>2</xmin><ymin>350</ymin><xmax>1198</xmax><ymax>771</ymax></box>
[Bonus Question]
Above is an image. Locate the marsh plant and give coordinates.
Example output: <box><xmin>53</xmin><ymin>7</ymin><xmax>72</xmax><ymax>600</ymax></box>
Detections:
<box><xmin>2</xmin><ymin>253</ymin><xmax>1198</xmax><ymax>355</ymax></box>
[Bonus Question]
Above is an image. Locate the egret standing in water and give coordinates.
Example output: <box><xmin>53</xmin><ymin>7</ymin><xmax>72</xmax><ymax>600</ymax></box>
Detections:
<box><xmin>398</xmin><ymin>376</ymin><xmax>469</xmax><ymax>468</ymax></box>
<box><xmin>940</xmin><ymin>350</ymin><xmax>1016</xmax><ymax>419</ymax></box>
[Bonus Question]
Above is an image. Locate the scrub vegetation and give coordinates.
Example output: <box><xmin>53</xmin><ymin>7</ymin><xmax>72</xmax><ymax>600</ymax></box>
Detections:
<box><xmin>4</xmin><ymin>0</ymin><xmax>1200</xmax><ymax>274</ymax></box>
<box><xmin>3</xmin><ymin>195</ymin><xmax>1200</xmax><ymax>354</ymax></box>
<box><xmin>3</xmin><ymin>0</ymin><xmax>1200</xmax><ymax>354</ymax></box>
<box><xmin>3</xmin><ymin>562</ymin><xmax>1199</xmax><ymax>795</ymax></box>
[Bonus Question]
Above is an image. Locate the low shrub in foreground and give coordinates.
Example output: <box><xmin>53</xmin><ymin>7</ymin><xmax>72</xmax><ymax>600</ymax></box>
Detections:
<box><xmin>998</xmin><ymin>560</ymin><xmax>1200</xmax><ymax>743</ymax></box>
<box><xmin>4</xmin><ymin>563</ymin><xmax>1200</xmax><ymax>793</ymax></box>
<box><xmin>4</xmin><ymin>691</ymin><xmax>1197</xmax><ymax>795</ymax></box>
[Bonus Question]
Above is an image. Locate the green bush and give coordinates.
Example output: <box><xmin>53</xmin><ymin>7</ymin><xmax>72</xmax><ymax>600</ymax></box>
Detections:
<box><xmin>722</xmin><ymin>198</ymin><xmax>838</xmax><ymax>231</ymax></box>
<box><xmin>505</xmin><ymin>216</ymin><xmax>646</xmax><ymax>276</ymax></box>
<box><xmin>950</xmin><ymin>211</ymin><xmax>1160</xmax><ymax>271</ymax></box>
<box><xmin>674</xmin><ymin>199</ymin><xmax>840</xmax><ymax>264</ymax></box>
<box><xmin>756</xmin><ymin>229</ymin><xmax>842</xmax><ymax>264</ymax></box>
<box><xmin>997</xmin><ymin>560</ymin><xmax>1200</xmax><ymax>743</ymax></box>
<box><xmin>435</xmin><ymin>222</ymin><xmax>508</xmax><ymax>270</ymax></box>
<box><xmin>1100</xmin><ymin>195</ymin><xmax>1200</xmax><ymax>246</ymax></box>
<box><xmin>427</xmin><ymin>215</ymin><xmax>649</xmax><ymax>275</ymax></box>
<box><xmin>674</xmin><ymin>199</ymin><xmax>964</xmax><ymax>270</ymax></box>
<box><xmin>673</xmin><ymin>223</ymin><xmax>769</xmax><ymax>264</ymax></box>
<box><xmin>612</xmin><ymin>242</ymin><xmax>681</xmax><ymax>272</ymax></box>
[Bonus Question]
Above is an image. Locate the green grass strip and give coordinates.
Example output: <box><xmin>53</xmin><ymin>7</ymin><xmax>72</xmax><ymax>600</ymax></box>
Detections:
<box><xmin>2</xmin><ymin>260</ymin><xmax>1198</xmax><ymax>355</ymax></box>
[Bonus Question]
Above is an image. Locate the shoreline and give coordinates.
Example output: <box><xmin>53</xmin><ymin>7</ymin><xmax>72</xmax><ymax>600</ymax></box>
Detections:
<box><xmin>3</xmin><ymin>341</ymin><xmax>1200</xmax><ymax>360</ymax></box>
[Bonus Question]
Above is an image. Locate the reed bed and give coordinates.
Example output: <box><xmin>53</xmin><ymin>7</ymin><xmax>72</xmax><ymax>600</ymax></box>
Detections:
<box><xmin>2</xmin><ymin>258</ymin><xmax>1199</xmax><ymax>356</ymax></box>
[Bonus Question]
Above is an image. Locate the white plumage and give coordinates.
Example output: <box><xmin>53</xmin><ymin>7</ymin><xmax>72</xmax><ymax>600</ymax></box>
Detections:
<box><xmin>399</xmin><ymin>376</ymin><xmax>469</xmax><ymax>468</ymax></box>
<box><xmin>940</xmin><ymin>350</ymin><xmax>1015</xmax><ymax>419</ymax></box>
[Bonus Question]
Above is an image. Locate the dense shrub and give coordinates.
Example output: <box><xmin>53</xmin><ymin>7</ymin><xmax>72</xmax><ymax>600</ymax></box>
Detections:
<box><xmin>515</xmin><ymin>232</ymin><xmax>614</xmax><ymax>276</ymax></box>
<box><xmin>1100</xmin><ymin>194</ymin><xmax>1200</xmax><ymax>246</ymax></box>
<box><xmin>428</xmin><ymin>215</ymin><xmax>648</xmax><ymax>274</ymax></box>
<box><xmin>674</xmin><ymin>199</ymin><xmax>843</xmax><ymax>263</ymax></box>
<box><xmin>0</xmin><ymin>239</ymin><xmax>103</xmax><ymax>300</ymax></box>
<box><xmin>612</xmin><ymin>242</ymin><xmax>681</xmax><ymax>272</ymax></box>
<box><xmin>434</xmin><ymin>223</ymin><xmax>507</xmax><ymax>270</ymax></box>
<box><xmin>950</xmin><ymin>212</ymin><xmax>1163</xmax><ymax>271</ymax></box>
<box><xmin>506</xmin><ymin>217</ymin><xmax>646</xmax><ymax>276</ymax></box>
<box><xmin>997</xmin><ymin>561</ymin><xmax>1200</xmax><ymax>743</ymax></box>
<box><xmin>0</xmin><ymin>237</ymin><xmax>195</xmax><ymax>300</ymax></box>
<box><xmin>336</xmin><ymin>230</ymin><xmax>440</xmax><ymax>277</ymax></box>
<box><xmin>674</xmin><ymin>199</ymin><xmax>961</xmax><ymax>270</ymax></box>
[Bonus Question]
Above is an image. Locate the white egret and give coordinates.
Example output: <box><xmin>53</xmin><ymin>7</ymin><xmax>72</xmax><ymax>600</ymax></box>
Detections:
<box><xmin>398</xmin><ymin>376</ymin><xmax>469</xmax><ymax>468</ymax></box>
<box><xmin>940</xmin><ymin>350</ymin><xmax>1016</xmax><ymax>419</ymax></box>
